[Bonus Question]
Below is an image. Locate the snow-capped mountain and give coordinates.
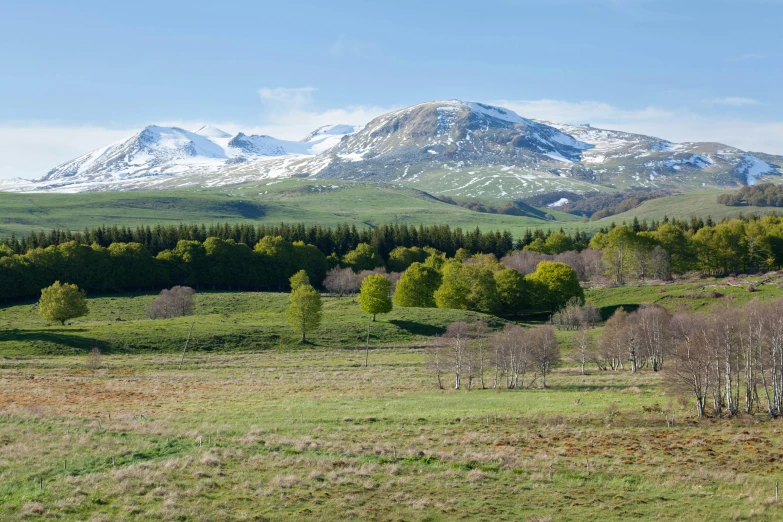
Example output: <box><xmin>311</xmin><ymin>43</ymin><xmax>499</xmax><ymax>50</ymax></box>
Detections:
<box><xmin>302</xmin><ymin>124</ymin><xmax>362</xmax><ymax>154</ymax></box>
<box><xmin>543</xmin><ymin>122</ymin><xmax>777</xmax><ymax>190</ymax></box>
<box><xmin>2</xmin><ymin>100</ymin><xmax>780</xmax><ymax>195</ymax></box>
<box><xmin>315</xmin><ymin>100</ymin><xmax>591</xmax><ymax>173</ymax></box>
<box><xmin>28</xmin><ymin>123</ymin><xmax>360</xmax><ymax>191</ymax></box>
<box><xmin>288</xmin><ymin>100</ymin><xmax>781</xmax><ymax>198</ymax></box>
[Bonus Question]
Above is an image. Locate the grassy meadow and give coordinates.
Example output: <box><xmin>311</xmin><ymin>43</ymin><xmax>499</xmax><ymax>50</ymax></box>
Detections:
<box><xmin>2</xmin><ymin>278</ymin><xmax>783</xmax><ymax>520</ymax></box>
<box><xmin>5</xmin><ymin>180</ymin><xmax>780</xmax><ymax>240</ymax></box>
<box><xmin>0</xmin><ymin>180</ymin><xmax>578</xmax><ymax>239</ymax></box>
<box><xmin>590</xmin><ymin>191</ymin><xmax>782</xmax><ymax>228</ymax></box>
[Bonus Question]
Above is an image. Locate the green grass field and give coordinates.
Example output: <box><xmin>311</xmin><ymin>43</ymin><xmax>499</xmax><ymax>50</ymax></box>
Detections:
<box><xmin>2</xmin><ymin>284</ymin><xmax>783</xmax><ymax>520</ymax></box>
<box><xmin>1</xmin><ymin>181</ymin><xmax>780</xmax><ymax>240</ymax></box>
<box><xmin>0</xmin><ymin>180</ymin><xmax>582</xmax><ymax>239</ymax></box>
<box><xmin>585</xmin><ymin>274</ymin><xmax>783</xmax><ymax>317</ymax></box>
<box><xmin>0</xmin><ymin>291</ymin><xmax>499</xmax><ymax>356</ymax></box>
<box><xmin>590</xmin><ymin>191</ymin><xmax>781</xmax><ymax>228</ymax></box>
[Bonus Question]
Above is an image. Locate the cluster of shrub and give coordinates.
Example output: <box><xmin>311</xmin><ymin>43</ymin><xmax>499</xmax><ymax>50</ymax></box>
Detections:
<box><xmin>717</xmin><ymin>183</ymin><xmax>783</xmax><ymax>207</ymax></box>
<box><xmin>428</xmin><ymin>320</ymin><xmax>561</xmax><ymax>390</ymax></box>
<box><xmin>324</xmin><ymin>247</ymin><xmax>584</xmax><ymax>316</ymax></box>
<box><xmin>585</xmin><ymin>299</ymin><xmax>783</xmax><ymax>418</ymax></box>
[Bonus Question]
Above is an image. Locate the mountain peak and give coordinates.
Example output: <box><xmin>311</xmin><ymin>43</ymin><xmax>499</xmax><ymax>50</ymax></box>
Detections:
<box><xmin>320</xmin><ymin>99</ymin><xmax>592</xmax><ymax>174</ymax></box>
<box><xmin>193</xmin><ymin>125</ymin><xmax>232</xmax><ymax>139</ymax></box>
<box><xmin>302</xmin><ymin>124</ymin><xmax>361</xmax><ymax>142</ymax></box>
<box><xmin>301</xmin><ymin>124</ymin><xmax>361</xmax><ymax>154</ymax></box>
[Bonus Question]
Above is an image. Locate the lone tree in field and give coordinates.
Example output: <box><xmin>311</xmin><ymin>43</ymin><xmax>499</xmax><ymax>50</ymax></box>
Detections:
<box><xmin>289</xmin><ymin>270</ymin><xmax>310</xmax><ymax>291</ymax></box>
<box><xmin>286</xmin><ymin>276</ymin><xmax>322</xmax><ymax>343</ymax></box>
<box><xmin>358</xmin><ymin>274</ymin><xmax>392</xmax><ymax>367</ymax></box>
<box><xmin>39</xmin><ymin>281</ymin><xmax>89</xmax><ymax>325</ymax></box>
<box><xmin>147</xmin><ymin>286</ymin><xmax>196</xmax><ymax>319</ymax></box>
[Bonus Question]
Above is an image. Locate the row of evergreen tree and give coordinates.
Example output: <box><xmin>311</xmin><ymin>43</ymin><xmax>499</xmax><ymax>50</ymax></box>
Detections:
<box><xmin>1</xmin><ymin>223</ymin><xmax>593</xmax><ymax>258</ymax></box>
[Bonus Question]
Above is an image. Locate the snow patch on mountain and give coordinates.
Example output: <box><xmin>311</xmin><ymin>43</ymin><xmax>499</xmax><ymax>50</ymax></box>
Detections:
<box><xmin>193</xmin><ymin>125</ymin><xmax>232</xmax><ymax>140</ymax></box>
<box><xmin>548</xmin><ymin>198</ymin><xmax>569</xmax><ymax>208</ymax></box>
<box><xmin>465</xmin><ymin>101</ymin><xmax>532</xmax><ymax>126</ymax></box>
<box><xmin>228</xmin><ymin>133</ymin><xmax>310</xmax><ymax>156</ymax></box>
<box><xmin>739</xmin><ymin>155</ymin><xmax>774</xmax><ymax>185</ymax></box>
<box><xmin>301</xmin><ymin>124</ymin><xmax>361</xmax><ymax>154</ymax></box>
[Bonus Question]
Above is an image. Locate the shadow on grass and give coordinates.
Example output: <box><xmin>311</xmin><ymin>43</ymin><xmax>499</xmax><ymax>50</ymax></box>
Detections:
<box><xmin>0</xmin><ymin>329</ymin><xmax>108</xmax><ymax>352</ymax></box>
<box><xmin>599</xmin><ymin>304</ymin><xmax>640</xmax><ymax>320</ymax></box>
<box><xmin>388</xmin><ymin>320</ymin><xmax>447</xmax><ymax>337</ymax></box>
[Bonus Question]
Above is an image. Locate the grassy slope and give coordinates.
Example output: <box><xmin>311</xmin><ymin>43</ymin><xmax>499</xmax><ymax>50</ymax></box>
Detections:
<box><xmin>0</xmin><ymin>291</ymin><xmax>500</xmax><ymax>356</ymax></box>
<box><xmin>590</xmin><ymin>190</ymin><xmax>781</xmax><ymax>228</ymax></box>
<box><xmin>585</xmin><ymin>274</ymin><xmax>783</xmax><ymax>318</ymax></box>
<box><xmin>0</xmin><ymin>179</ymin><xmax>582</xmax><ymax>238</ymax></box>
<box><xmin>9</xmin><ymin>351</ymin><xmax>783</xmax><ymax>521</ymax></box>
<box><xmin>1</xmin><ymin>182</ymin><xmax>780</xmax><ymax>239</ymax></box>
<box><xmin>2</xmin><ymin>284</ymin><xmax>783</xmax><ymax>519</ymax></box>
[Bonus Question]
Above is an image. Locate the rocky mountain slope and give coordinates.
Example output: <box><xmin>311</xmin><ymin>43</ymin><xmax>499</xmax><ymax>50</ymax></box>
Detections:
<box><xmin>1</xmin><ymin>100</ymin><xmax>780</xmax><ymax>197</ymax></box>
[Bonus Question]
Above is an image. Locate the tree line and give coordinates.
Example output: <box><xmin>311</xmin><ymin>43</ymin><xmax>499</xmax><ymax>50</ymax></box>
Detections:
<box><xmin>589</xmin><ymin>215</ymin><xmax>783</xmax><ymax>282</ymax></box>
<box><xmin>3</xmin><ymin>213</ymin><xmax>783</xmax><ymax>303</ymax></box>
<box><xmin>0</xmin><ymin>222</ymin><xmax>519</xmax><ymax>260</ymax></box>
<box><xmin>717</xmin><ymin>183</ymin><xmax>783</xmax><ymax>207</ymax></box>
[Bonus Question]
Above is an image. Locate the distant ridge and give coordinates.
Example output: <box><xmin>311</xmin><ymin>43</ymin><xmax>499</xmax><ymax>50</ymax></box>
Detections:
<box><xmin>1</xmin><ymin>100</ymin><xmax>779</xmax><ymax>195</ymax></box>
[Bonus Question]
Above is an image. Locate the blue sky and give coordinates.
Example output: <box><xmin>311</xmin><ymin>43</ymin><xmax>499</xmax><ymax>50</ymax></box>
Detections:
<box><xmin>1</xmin><ymin>0</ymin><xmax>781</xmax><ymax>178</ymax></box>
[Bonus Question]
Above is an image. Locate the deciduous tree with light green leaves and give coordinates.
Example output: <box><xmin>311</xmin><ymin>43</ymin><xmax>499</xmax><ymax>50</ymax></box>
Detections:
<box><xmin>434</xmin><ymin>261</ymin><xmax>471</xmax><ymax>310</ymax></box>
<box><xmin>358</xmin><ymin>274</ymin><xmax>392</xmax><ymax>367</ymax></box>
<box><xmin>286</xmin><ymin>278</ymin><xmax>322</xmax><ymax>344</ymax></box>
<box><xmin>525</xmin><ymin>261</ymin><xmax>583</xmax><ymax>312</ymax></box>
<box><xmin>393</xmin><ymin>262</ymin><xmax>441</xmax><ymax>308</ymax></box>
<box><xmin>39</xmin><ymin>281</ymin><xmax>89</xmax><ymax>325</ymax></box>
<box><xmin>342</xmin><ymin>243</ymin><xmax>384</xmax><ymax>272</ymax></box>
<box><xmin>434</xmin><ymin>261</ymin><xmax>500</xmax><ymax>314</ymax></box>
<box><xmin>289</xmin><ymin>269</ymin><xmax>310</xmax><ymax>291</ymax></box>
<box><xmin>387</xmin><ymin>246</ymin><xmax>428</xmax><ymax>272</ymax></box>
<box><xmin>495</xmin><ymin>268</ymin><xmax>528</xmax><ymax>314</ymax></box>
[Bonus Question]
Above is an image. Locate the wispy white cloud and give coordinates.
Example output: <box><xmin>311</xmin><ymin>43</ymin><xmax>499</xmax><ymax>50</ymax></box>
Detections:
<box><xmin>258</xmin><ymin>87</ymin><xmax>318</xmax><ymax>113</ymax></box>
<box><xmin>706</xmin><ymin>96</ymin><xmax>760</xmax><ymax>106</ymax></box>
<box><xmin>253</xmin><ymin>86</ymin><xmax>395</xmax><ymax>140</ymax></box>
<box><xmin>726</xmin><ymin>52</ymin><xmax>768</xmax><ymax>62</ymax></box>
<box><xmin>492</xmin><ymin>99</ymin><xmax>675</xmax><ymax>125</ymax></box>
<box><xmin>0</xmin><ymin>125</ymin><xmax>137</xmax><ymax>180</ymax></box>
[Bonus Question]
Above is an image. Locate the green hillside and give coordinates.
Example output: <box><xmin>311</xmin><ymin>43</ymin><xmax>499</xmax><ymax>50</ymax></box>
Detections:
<box><xmin>0</xmin><ymin>179</ymin><xmax>580</xmax><ymax>238</ymax></box>
<box><xmin>1</xmin><ymin>181</ymin><xmax>781</xmax><ymax>239</ymax></box>
<box><xmin>589</xmin><ymin>190</ymin><xmax>781</xmax><ymax>228</ymax></box>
